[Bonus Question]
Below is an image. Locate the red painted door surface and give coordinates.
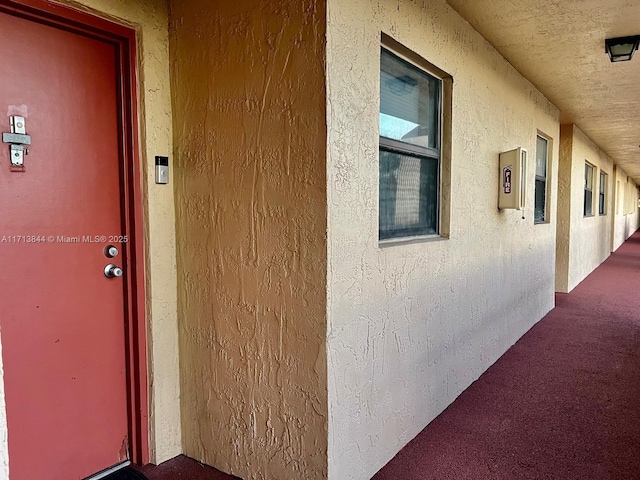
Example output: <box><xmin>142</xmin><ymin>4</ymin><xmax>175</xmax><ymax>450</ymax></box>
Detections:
<box><xmin>0</xmin><ymin>11</ymin><xmax>129</xmax><ymax>480</ymax></box>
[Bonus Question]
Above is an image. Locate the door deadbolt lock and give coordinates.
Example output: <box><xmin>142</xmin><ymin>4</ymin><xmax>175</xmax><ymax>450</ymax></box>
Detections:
<box><xmin>104</xmin><ymin>245</ymin><xmax>119</xmax><ymax>258</ymax></box>
<box><xmin>104</xmin><ymin>264</ymin><xmax>123</xmax><ymax>278</ymax></box>
<box><xmin>2</xmin><ymin>116</ymin><xmax>31</xmax><ymax>169</ymax></box>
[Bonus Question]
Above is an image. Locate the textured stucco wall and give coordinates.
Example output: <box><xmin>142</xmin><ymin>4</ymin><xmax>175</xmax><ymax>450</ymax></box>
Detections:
<box><xmin>556</xmin><ymin>125</ymin><xmax>615</xmax><ymax>293</ymax></box>
<box><xmin>169</xmin><ymin>1</ymin><xmax>327</xmax><ymax>479</ymax></box>
<box><xmin>0</xmin><ymin>0</ymin><xmax>182</xmax><ymax>467</ymax></box>
<box><xmin>326</xmin><ymin>0</ymin><xmax>559</xmax><ymax>478</ymax></box>
<box><xmin>555</xmin><ymin>125</ymin><xmax>573</xmax><ymax>293</ymax></box>
<box><xmin>612</xmin><ymin>166</ymin><xmax>639</xmax><ymax>251</ymax></box>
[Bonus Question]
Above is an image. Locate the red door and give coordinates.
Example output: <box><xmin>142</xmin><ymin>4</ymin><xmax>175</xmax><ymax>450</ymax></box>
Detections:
<box><xmin>0</xmin><ymin>10</ymin><xmax>130</xmax><ymax>480</ymax></box>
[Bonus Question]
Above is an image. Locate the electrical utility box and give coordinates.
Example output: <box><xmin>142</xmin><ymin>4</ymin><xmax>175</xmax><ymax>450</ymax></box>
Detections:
<box><xmin>499</xmin><ymin>147</ymin><xmax>527</xmax><ymax>210</ymax></box>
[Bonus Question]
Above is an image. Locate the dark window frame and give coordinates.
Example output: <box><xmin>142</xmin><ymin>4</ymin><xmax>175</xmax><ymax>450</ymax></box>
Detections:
<box><xmin>599</xmin><ymin>171</ymin><xmax>607</xmax><ymax>215</ymax></box>
<box><xmin>584</xmin><ymin>162</ymin><xmax>594</xmax><ymax>217</ymax></box>
<box><xmin>534</xmin><ymin>135</ymin><xmax>548</xmax><ymax>224</ymax></box>
<box><xmin>378</xmin><ymin>47</ymin><xmax>443</xmax><ymax>241</ymax></box>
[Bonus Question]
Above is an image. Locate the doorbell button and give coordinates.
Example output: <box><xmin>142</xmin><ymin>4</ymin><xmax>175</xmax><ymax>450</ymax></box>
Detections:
<box><xmin>155</xmin><ymin>156</ymin><xmax>169</xmax><ymax>185</ymax></box>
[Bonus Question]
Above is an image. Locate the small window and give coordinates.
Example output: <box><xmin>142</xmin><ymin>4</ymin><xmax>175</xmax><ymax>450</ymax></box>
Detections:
<box><xmin>599</xmin><ymin>171</ymin><xmax>607</xmax><ymax>215</ymax></box>
<box><xmin>534</xmin><ymin>135</ymin><xmax>548</xmax><ymax>223</ymax></box>
<box><xmin>379</xmin><ymin>47</ymin><xmax>442</xmax><ymax>240</ymax></box>
<box><xmin>584</xmin><ymin>163</ymin><xmax>594</xmax><ymax>217</ymax></box>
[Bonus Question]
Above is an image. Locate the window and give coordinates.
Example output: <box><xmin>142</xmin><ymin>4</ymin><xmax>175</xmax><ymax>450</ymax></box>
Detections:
<box><xmin>599</xmin><ymin>171</ymin><xmax>607</xmax><ymax>215</ymax></box>
<box><xmin>534</xmin><ymin>135</ymin><xmax>548</xmax><ymax>223</ymax></box>
<box><xmin>584</xmin><ymin>163</ymin><xmax>594</xmax><ymax>216</ymax></box>
<box><xmin>379</xmin><ymin>47</ymin><xmax>442</xmax><ymax>240</ymax></box>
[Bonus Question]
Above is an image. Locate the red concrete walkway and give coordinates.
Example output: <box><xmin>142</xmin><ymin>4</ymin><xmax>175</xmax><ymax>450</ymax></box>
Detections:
<box><xmin>374</xmin><ymin>230</ymin><xmax>640</xmax><ymax>479</ymax></box>
<box><xmin>134</xmin><ymin>455</ymin><xmax>239</xmax><ymax>479</ymax></box>
<box><xmin>135</xmin><ymin>231</ymin><xmax>640</xmax><ymax>479</ymax></box>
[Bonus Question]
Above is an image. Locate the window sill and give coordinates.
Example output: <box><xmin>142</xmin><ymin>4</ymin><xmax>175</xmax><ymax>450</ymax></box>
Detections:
<box><xmin>584</xmin><ymin>214</ymin><xmax>595</xmax><ymax>218</ymax></box>
<box><xmin>534</xmin><ymin>220</ymin><xmax>550</xmax><ymax>225</ymax></box>
<box><xmin>379</xmin><ymin>234</ymin><xmax>448</xmax><ymax>248</ymax></box>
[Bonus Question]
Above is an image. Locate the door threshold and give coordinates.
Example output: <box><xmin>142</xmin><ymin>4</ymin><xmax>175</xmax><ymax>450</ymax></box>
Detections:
<box><xmin>84</xmin><ymin>460</ymin><xmax>131</xmax><ymax>480</ymax></box>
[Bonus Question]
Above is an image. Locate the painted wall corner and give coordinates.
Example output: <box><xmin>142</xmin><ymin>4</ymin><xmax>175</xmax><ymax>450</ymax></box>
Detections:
<box><xmin>169</xmin><ymin>0</ymin><xmax>328</xmax><ymax>478</ymax></box>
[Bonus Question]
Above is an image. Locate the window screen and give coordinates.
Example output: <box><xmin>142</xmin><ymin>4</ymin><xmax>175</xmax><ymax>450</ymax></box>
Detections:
<box><xmin>584</xmin><ymin>163</ymin><xmax>594</xmax><ymax>217</ymax></box>
<box><xmin>534</xmin><ymin>136</ymin><xmax>548</xmax><ymax>223</ymax></box>
<box><xmin>379</xmin><ymin>48</ymin><xmax>441</xmax><ymax>240</ymax></box>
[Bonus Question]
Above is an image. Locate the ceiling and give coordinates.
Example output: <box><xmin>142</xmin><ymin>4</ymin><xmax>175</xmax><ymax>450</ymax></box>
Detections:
<box><xmin>446</xmin><ymin>0</ymin><xmax>640</xmax><ymax>182</ymax></box>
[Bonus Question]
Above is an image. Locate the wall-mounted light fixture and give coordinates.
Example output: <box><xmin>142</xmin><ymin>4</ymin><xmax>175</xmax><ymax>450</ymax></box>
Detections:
<box><xmin>605</xmin><ymin>35</ymin><xmax>640</xmax><ymax>62</ymax></box>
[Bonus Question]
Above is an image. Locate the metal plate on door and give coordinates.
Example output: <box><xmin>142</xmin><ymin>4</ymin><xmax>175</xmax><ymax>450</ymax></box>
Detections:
<box><xmin>3</xmin><ymin>116</ymin><xmax>30</xmax><ymax>171</ymax></box>
<box><xmin>2</xmin><ymin>132</ymin><xmax>31</xmax><ymax>145</ymax></box>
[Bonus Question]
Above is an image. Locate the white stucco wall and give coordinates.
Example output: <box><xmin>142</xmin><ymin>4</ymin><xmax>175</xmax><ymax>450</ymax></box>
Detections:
<box><xmin>326</xmin><ymin>0</ymin><xmax>559</xmax><ymax>478</ymax></box>
<box><xmin>612</xmin><ymin>166</ymin><xmax>639</xmax><ymax>251</ymax></box>
<box><xmin>0</xmin><ymin>0</ymin><xmax>181</xmax><ymax>472</ymax></box>
<box><xmin>557</xmin><ymin>125</ymin><xmax>615</xmax><ymax>293</ymax></box>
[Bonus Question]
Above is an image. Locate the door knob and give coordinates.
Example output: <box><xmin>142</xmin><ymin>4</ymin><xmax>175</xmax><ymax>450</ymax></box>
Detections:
<box><xmin>104</xmin><ymin>263</ymin><xmax>123</xmax><ymax>278</ymax></box>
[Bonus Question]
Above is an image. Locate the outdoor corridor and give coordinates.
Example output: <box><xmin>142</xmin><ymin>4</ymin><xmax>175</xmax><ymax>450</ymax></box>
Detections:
<box><xmin>139</xmin><ymin>230</ymin><xmax>640</xmax><ymax>480</ymax></box>
<box><xmin>374</xmin><ymin>229</ymin><xmax>640</xmax><ymax>479</ymax></box>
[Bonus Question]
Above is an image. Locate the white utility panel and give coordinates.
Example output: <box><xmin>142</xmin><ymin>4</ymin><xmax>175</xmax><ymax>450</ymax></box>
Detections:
<box><xmin>499</xmin><ymin>147</ymin><xmax>527</xmax><ymax>210</ymax></box>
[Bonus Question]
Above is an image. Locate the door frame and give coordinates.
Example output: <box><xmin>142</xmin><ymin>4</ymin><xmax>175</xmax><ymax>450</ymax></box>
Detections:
<box><xmin>0</xmin><ymin>0</ymin><xmax>149</xmax><ymax>465</ymax></box>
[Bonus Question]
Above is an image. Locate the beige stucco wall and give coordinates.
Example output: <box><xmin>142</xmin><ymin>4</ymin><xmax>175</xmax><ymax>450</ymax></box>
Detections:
<box><xmin>53</xmin><ymin>0</ymin><xmax>181</xmax><ymax>465</ymax></box>
<box><xmin>326</xmin><ymin>0</ymin><xmax>559</xmax><ymax>478</ymax></box>
<box><xmin>612</xmin><ymin>165</ymin><xmax>639</xmax><ymax>251</ymax></box>
<box><xmin>556</xmin><ymin>124</ymin><xmax>616</xmax><ymax>293</ymax></box>
<box><xmin>555</xmin><ymin>126</ymin><xmax>573</xmax><ymax>292</ymax></box>
<box><xmin>169</xmin><ymin>1</ymin><xmax>327</xmax><ymax>479</ymax></box>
